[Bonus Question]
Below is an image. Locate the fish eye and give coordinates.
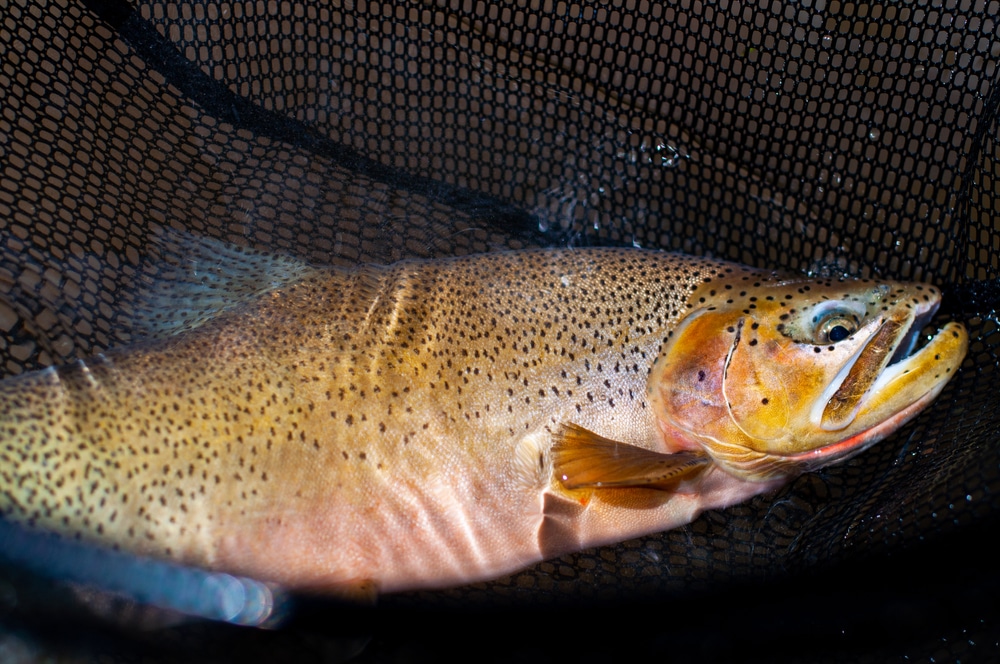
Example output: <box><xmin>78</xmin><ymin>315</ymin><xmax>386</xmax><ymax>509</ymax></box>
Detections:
<box><xmin>815</xmin><ymin>311</ymin><xmax>859</xmax><ymax>343</ymax></box>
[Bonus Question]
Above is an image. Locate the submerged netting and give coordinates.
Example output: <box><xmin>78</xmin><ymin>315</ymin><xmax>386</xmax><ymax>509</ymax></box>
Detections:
<box><xmin>1</xmin><ymin>0</ymin><xmax>999</xmax><ymax>661</ymax></box>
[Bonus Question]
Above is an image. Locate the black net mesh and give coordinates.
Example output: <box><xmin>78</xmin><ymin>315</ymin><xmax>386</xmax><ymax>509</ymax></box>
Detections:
<box><xmin>1</xmin><ymin>0</ymin><xmax>999</xmax><ymax>661</ymax></box>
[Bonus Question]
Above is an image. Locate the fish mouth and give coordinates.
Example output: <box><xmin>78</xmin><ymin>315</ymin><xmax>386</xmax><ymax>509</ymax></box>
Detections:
<box><xmin>792</xmin><ymin>295</ymin><xmax>963</xmax><ymax>468</ymax></box>
<box><xmin>786</xmin><ymin>383</ymin><xmax>943</xmax><ymax>469</ymax></box>
<box><xmin>888</xmin><ymin>303</ymin><xmax>938</xmax><ymax>366</ymax></box>
<box><xmin>818</xmin><ymin>297</ymin><xmax>940</xmax><ymax>432</ymax></box>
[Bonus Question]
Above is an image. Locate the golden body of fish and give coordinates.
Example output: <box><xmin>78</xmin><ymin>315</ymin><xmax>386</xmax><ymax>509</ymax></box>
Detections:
<box><xmin>0</xmin><ymin>236</ymin><xmax>968</xmax><ymax>594</ymax></box>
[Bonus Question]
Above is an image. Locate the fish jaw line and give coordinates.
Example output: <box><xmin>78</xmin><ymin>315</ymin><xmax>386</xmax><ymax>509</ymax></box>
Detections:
<box><xmin>782</xmin><ymin>383</ymin><xmax>943</xmax><ymax>470</ymax></box>
<box><xmin>819</xmin><ymin>311</ymin><xmax>914</xmax><ymax>430</ymax></box>
<box><xmin>854</xmin><ymin>318</ymin><xmax>967</xmax><ymax>425</ymax></box>
<box><xmin>808</xmin><ymin>315</ymin><xmax>884</xmax><ymax>432</ymax></box>
<box><xmin>867</xmin><ymin>319</ymin><xmax>946</xmax><ymax>399</ymax></box>
<box><xmin>789</xmin><ymin>320</ymin><xmax>966</xmax><ymax>470</ymax></box>
<box><xmin>817</xmin><ymin>294</ymin><xmax>941</xmax><ymax>432</ymax></box>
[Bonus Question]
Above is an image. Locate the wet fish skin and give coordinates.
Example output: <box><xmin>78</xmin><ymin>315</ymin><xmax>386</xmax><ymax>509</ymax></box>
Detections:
<box><xmin>0</xmin><ymin>238</ymin><xmax>968</xmax><ymax>593</ymax></box>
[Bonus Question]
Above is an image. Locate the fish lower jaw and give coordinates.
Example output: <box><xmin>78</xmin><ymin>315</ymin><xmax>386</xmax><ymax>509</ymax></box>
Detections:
<box><xmin>709</xmin><ymin>353</ymin><xmax>960</xmax><ymax>481</ymax></box>
<box><xmin>782</xmin><ymin>383</ymin><xmax>946</xmax><ymax>472</ymax></box>
<box><xmin>700</xmin><ymin>378</ymin><xmax>949</xmax><ymax>480</ymax></box>
<box><xmin>841</xmin><ymin>320</ymin><xmax>966</xmax><ymax>441</ymax></box>
<box><xmin>814</xmin><ymin>319</ymin><xmax>965</xmax><ymax>434</ymax></box>
<box><xmin>865</xmin><ymin>321</ymin><xmax>965</xmax><ymax>402</ymax></box>
<box><xmin>782</xmin><ymin>321</ymin><xmax>965</xmax><ymax>472</ymax></box>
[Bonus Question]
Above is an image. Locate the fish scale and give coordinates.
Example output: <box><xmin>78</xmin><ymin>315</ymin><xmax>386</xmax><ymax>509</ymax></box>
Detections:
<box><xmin>0</xmin><ymin>236</ymin><xmax>967</xmax><ymax>593</ymax></box>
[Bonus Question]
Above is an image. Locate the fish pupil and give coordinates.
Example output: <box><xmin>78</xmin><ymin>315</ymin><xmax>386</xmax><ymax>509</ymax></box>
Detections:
<box><xmin>828</xmin><ymin>325</ymin><xmax>850</xmax><ymax>342</ymax></box>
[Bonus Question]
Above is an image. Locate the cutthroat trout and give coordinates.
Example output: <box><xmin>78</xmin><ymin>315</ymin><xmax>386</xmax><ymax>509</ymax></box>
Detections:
<box><xmin>0</xmin><ymin>234</ymin><xmax>968</xmax><ymax>594</ymax></box>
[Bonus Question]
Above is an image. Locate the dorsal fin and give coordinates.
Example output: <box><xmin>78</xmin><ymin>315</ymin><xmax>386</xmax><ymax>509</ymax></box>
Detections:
<box><xmin>127</xmin><ymin>230</ymin><xmax>318</xmax><ymax>340</ymax></box>
<box><xmin>551</xmin><ymin>423</ymin><xmax>709</xmax><ymax>491</ymax></box>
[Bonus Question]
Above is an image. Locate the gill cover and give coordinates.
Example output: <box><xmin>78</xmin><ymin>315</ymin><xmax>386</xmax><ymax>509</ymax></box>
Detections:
<box><xmin>649</xmin><ymin>277</ymin><xmax>968</xmax><ymax>480</ymax></box>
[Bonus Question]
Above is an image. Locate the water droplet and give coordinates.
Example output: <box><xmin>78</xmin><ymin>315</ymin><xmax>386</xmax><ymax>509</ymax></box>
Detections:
<box><xmin>821</xmin><ymin>34</ymin><xmax>833</xmax><ymax>47</ymax></box>
<box><xmin>831</xmin><ymin>173</ymin><xmax>842</xmax><ymax>186</ymax></box>
<box><xmin>868</xmin><ymin>127</ymin><xmax>880</xmax><ymax>141</ymax></box>
<box><xmin>652</xmin><ymin>139</ymin><xmax>681</xmax><ymax>167</ymax></box>
<box><xmin>634</xmin><ymin>135</ymin><xmax>686</xmax><ymax>168</ymax></box>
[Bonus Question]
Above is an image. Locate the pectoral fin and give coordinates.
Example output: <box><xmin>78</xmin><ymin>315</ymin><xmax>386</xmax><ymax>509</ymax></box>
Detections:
<box><xmin>551</xmin><ymin>423</ymin><xmax>709</xmax><ymax>491</ymax></box>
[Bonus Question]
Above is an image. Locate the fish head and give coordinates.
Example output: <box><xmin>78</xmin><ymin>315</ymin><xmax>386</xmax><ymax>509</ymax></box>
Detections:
<box><xmin>649</xmin><ymin>273</ymin><xmax>968</xmax><ymax>481</ymax></box>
